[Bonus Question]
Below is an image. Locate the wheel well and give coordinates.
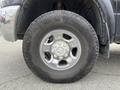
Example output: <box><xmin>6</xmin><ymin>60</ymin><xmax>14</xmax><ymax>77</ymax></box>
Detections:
<box><xmin>16</xmin><ymin>0</ymin><xmax>102</xmax><ymax>42</ymax></box>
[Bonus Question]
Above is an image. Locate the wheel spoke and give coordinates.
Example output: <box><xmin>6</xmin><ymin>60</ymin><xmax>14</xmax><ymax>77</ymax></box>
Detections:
<box><xmin>70</xmin><ymin>51</ymin><xmax>77</xmax><ymax>60</ymax></box>
<box><xmin>68</xmin><ymin>39</ymin><xmax>78</xmax><ymax>48</ymax></box>
<box><xmin>42</xmin><ymin>44</ymin><xmax>51</xmax><ymax>52</ymax></box>
<box><xmin>53</xmin><ymin>32</ymin><xmax>63</xmax><ymax>40</ymax></box>
<box><xmin>52</xmin><ymin>59</ymin><xmax>59</xmax><ymax>65</ymax></box>
<box><xmin>47</xmin><ymin>55</ymin><xmax>58</xmax><ymax>64</ymax></box>
<box><xmin>66</xmin><ymin>52</ymin><xmax>77</xmax><ymax>64</ymax></box>
<box><xmin>49</xmin><ymin>59</ymin><xmax>59</xmax><ymax>67</ymax></box>
<box><xmin>66</xmin><ymin>57</ymin><xmax>73</xmax><ymax>64</ymax></box>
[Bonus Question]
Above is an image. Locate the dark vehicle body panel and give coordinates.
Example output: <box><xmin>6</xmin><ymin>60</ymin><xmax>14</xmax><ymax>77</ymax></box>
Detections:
<box><xmin>2</xmin><ymin>0</ymin><xmax>120</xmax><ymax>57</ymax></box>
<box><xmin>115</xmin><ymin>0</ymin><xmax>120</xmax><ymax>42</ymax></box>
<box><xmin>2</xmin><ymin>0</ymin><xmax>117</xmax><ymax>41</ymax></box>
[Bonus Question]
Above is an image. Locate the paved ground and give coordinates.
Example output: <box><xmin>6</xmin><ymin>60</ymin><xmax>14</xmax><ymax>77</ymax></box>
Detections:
<box><xmin>0</xmin><ymin>37</ymin><xmax>120</xmax><ymax>90</ymax></box>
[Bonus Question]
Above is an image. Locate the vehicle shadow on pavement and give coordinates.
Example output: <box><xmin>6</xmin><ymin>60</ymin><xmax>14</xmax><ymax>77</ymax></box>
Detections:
<box><xmin>92</xmin><ymin>44</ymin><xmax>120</xmax><ymax>76</ymax></box>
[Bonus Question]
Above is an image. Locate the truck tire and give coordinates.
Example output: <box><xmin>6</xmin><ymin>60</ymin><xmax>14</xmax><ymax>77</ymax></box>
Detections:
<box><xmin>23</xmin><ymin>10</ymin><xmax>99</xmax><ymax>83</ymax></box>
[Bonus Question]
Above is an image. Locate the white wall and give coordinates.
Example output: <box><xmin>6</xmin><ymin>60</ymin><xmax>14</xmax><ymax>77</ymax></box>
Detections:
<box><xmin>0</xmin><ymin>0</ymin><xmax>3</xmax><ymax>8</ymax></box>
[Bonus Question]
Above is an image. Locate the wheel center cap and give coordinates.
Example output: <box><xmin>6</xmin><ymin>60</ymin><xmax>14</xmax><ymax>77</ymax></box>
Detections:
<box><xmin>51</xmin><ymin>40</ymin><xmax>70</xmax><ymax>57</ymax></box>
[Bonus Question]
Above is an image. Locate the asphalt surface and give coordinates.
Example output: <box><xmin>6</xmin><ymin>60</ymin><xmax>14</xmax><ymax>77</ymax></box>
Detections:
<box><xmin>0</xmin><ymin>37</ymin><xmax>120</xmax><ymax>90</ymax></box>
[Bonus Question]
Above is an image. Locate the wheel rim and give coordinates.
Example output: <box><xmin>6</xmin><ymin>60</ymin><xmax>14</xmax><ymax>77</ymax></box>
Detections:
<box><xmin>40</xmin><ymin>29</ymin><xmax>81</xmax><ymax>71</ymax></box>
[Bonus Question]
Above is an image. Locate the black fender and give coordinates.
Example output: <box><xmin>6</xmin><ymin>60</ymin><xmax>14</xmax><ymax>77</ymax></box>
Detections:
<box><xmin>93</xmin><ymin>0</ymin><xmax>115</xmax><ymax>57</ymax></box>
<box><xmin>2</xmin><ymin>0</ymin><xmax>115</xmax><ymax>57</ymax></box>
<box><xmin>2</xmin><ymin>0</ymin><xmax>115</xmax><ymax>43</ymax></box>
<box><xmin>95</xmin><ymin>0</ymin><xmax>115</xmax><ymax>43</ymax></box>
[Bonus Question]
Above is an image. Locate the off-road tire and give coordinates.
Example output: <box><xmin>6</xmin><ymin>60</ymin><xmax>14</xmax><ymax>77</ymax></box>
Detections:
<box><xmin>23</xmin><ymin>10</ymin><xmax>99</xmax><ymax>83</ymax></box>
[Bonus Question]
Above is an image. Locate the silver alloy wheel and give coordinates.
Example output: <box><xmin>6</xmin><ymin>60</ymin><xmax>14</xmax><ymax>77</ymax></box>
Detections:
<box><xmin>40</xmin><ymin>30</ymin><xmax>81</xmax><ymax>71</ymax></box>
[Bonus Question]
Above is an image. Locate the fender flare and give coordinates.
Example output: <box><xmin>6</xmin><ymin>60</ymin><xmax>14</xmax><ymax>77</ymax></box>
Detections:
<box><xmin>93</xmin><ymin>0</ymin><xmax>115</xmax><ymax>57</ymax></box>
<box><xmin>94</xmin><ymin>0</ymin><xmax>115</xmax><ymax>43</ymax></box>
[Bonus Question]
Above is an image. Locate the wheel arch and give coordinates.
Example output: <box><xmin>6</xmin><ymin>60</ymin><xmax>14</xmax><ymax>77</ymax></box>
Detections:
<box><xmin>13</xmin><ymin>0</ymin><xmax>115</xmax><ymax>57</ymax></box>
